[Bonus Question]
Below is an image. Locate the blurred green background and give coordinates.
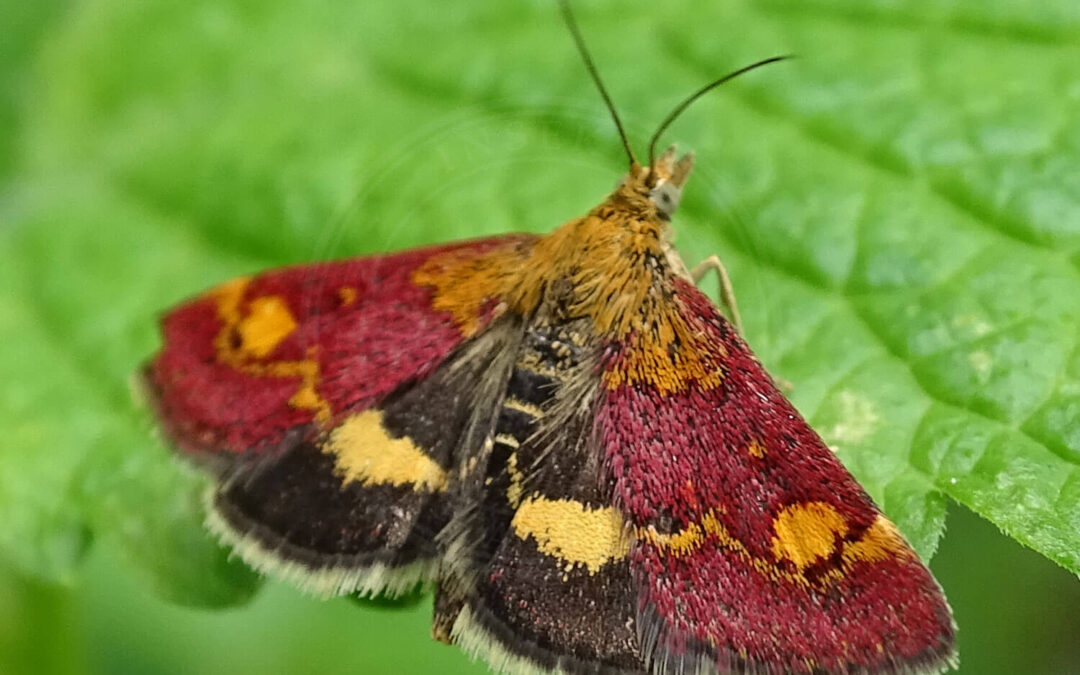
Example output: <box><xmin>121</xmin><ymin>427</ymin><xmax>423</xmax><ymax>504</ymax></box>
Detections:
<box><xmin>3</xmin><ymin>0</ymin><xmax>1080</xmax><ymax>674</ymax></box>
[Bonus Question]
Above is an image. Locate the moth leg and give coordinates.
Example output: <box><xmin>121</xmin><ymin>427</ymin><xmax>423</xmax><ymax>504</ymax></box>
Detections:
<box><xmin>690</xmin><ymin>256</ymin><xmax>794</xmax><ymax>391</ymax></box>
<box><xmin>691</xmin><ymin>254</ymin><xmax>743</xmax><ymax>336</ymax></box>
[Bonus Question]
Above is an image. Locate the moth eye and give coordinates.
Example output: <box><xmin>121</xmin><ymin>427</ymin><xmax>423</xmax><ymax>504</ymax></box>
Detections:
<box><xmin>651</xmin><ymin>182</ymin><xmax>682</xmax><ymax>219</ymax></box>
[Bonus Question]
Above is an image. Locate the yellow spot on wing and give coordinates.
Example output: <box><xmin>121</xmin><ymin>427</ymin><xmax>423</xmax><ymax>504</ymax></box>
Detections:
<box><xmin>602</xmin><ymin>330</ymin><xmax>725</xmax><ymax>395</ymax></box>
<box><xmin>212</xmin><ymin>277</ymin><xmax>250</xmax><ymax>327</ymax></box>
<box><xmin>747</xmin><ymin>439</ymin><xmax>766</xmax><ymax>458</ymax></box>
<box><xmin>641</xmin><ymin>507</ymin><xmax>909</xmax><ymax>589</ymax></box>
<box><xmin>236</xmin><ymin>295</ymin><xmax>298</xmax><ymax>358</ymax></box>
<box><xmin>411</xmin><ymin>242</ymin><xmax>530</xmax><ymax>337</ymax></box>
<box><xmin>640</xmin><ymin>510</ymin><xmax>728</xmax><ymax>556</ymax></box>
<box><xmin>211</xmin><ymin>280</ymin><xmax>331</xmax><ymax>424</ymax></box>
<box><xmin>642</xmin><ymin>509</ymin><xmax>829</xmax><ymax>587</ymax></box>
<box><xmin>511</xmin><ymin>497</ymin><xmax>629</xmax><ymax>574</ymax></box>
<box><xmin>842</xmin><ymin>515</ymin><xmax>907</xmax><ymax>565</ymax></box>
<box><xmin>771</xmin><ymin>502</ymin><xmax>848</xmax><ymax>570</ymax></box>
<box><xmin>284</xmin><ymin>356</ymin><xmax>324</xmax><ymax>412</ymax></box>
<box><xmin>325</xmin><ymin>410</ymin><xmax>448</xmax><ymax>492</ymax></box>
<box><xmin>338</xmin><ymin>286</ymin><xmax>358</xmax><ymax>306</ymax></box>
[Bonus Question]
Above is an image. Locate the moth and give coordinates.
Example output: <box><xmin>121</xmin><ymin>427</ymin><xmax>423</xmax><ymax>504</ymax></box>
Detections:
<box><xmin>141</xmin><ymin>3</ymin><xmax>956</xmax><ymax>673</ymax></box>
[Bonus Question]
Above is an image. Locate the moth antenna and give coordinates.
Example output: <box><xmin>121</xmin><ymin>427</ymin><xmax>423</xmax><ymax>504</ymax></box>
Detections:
<box><xmin>557</xmin><ymin>0</ymin><xmax>638</xmax><ymax>168</ymax></box>
<box><xmin>646</xmin><ymin>55</ymin><xmax>793</xmax><ymax>183</ymax></box>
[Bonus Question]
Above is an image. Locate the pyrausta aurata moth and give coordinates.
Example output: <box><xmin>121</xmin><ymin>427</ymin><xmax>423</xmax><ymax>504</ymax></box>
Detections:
<box><xmin>141</xmin><ymin>2</ymin><xmax>956</xmax><ymax>673</ymax></box>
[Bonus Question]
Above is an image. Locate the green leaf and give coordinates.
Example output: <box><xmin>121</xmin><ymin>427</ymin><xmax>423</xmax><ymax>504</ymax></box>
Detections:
<box><xmin>0</xmin><ymin>181</ymin><xmax>261</xmax><ymax>603</ymax></box>
<box><xmin>0</xmin><ymin>256</ymin><xmax>93</xmax><ymax>583</ymax></box>
<box><xmin>1</xmin><ymin>0</ymin><xmax>1077</xmax><ymax>617</ymax></box>
<box><xmin>77</xmin><ymin>422</ymin><xmax>264</xmax><ymax>608</ymax></box>
<box><xmin>0</xmin><ymin>0</ymin><xmax>70</xmax><ymax>180</ymax></box>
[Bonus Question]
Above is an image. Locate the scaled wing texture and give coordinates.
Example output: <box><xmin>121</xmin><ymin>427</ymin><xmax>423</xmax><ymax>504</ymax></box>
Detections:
<box><xmin>600</xmin><ymin>277</ymin><xmax>955</xmax><ymax>674</ymax></box>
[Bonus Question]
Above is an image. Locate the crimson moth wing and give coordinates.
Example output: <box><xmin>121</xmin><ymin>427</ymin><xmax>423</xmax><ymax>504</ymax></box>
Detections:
<box><xmin>146</xmin><ymin>235</ymin><xmax>536</xmax><ymax>456</ymax></box>
<box><xmin>142</xmin><ymin>235</ymin><xmax>536</xmax><ymax>597</ymax></box>
<box><xmin>599</xmin><ymin>276</ymin><xmax>956</xmax><ymax>675</ymax></box>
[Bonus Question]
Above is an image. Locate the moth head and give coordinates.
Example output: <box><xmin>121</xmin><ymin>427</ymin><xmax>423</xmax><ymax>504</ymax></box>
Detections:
<box><xmin>557</xmin><ymin>0</ymin><xmax>784</xmax><ymax>220</ymax></box>
<box><xmin>614</xmin><ymin>147</ymin><xmax>694</xmax><ymax>221</ymax></box>
<box><xmin>646</xmin><ymin>146</ymin><xmax>694</xmax><ymax>220</ymax></box>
